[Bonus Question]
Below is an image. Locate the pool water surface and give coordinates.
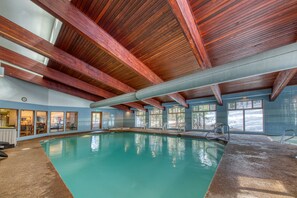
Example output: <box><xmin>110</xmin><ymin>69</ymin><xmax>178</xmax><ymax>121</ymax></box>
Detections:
<box><xmin>41</xmin><ymin>132</ymin><xmax>224</xmax><ymax>198</ymax></box>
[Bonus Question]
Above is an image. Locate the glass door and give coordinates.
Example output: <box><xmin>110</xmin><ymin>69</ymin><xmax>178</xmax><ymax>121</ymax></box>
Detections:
<box><xmin>36</xmin><ymin>111</ymin><xmax>48</xmax><ymax>134</ymax></box>
<box><xmin>50</xmin><ymin>112</ymin><xmax>64</xmax><ymax>132</ymax></box>
<box><xmin>91</xmin><ymin>112</ymin><xmax>102</xmax><ymax>130</ymax></box>
<box><xmin>20</xmin><ymin>110</ymin><xmax>35</xmax><ymax>137</ymax></box>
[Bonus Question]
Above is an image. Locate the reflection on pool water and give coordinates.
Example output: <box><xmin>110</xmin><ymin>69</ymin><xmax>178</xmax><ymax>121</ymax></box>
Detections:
<box><xmin>41</xmin><ymin>133</ymin><xmax>224</xmax><ymax>198</ymax></box>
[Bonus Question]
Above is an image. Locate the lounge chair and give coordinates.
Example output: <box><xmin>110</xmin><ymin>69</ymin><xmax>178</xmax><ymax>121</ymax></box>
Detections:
<box><xmin>0</xmin><ymin>141</ymin><xmax>10</xmax><ymax>150</ymax></box>
<box><xmin>0</xmin><ymin>150</ymin><xmax>8</xmax><ymax>160</ymax></box>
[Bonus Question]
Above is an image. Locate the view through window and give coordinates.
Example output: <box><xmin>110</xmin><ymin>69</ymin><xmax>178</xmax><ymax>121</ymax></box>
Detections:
<box><xmin>135</xmin><ymin>111</ymin><xmax>146</xmax><ymax>127</ymax></box>
<box><xmin>20</xmin><ymin>110</ymin><xmax>35</xmax><ymax>136</ymax></box>
<box><xmin>149</xmin><ymin>108</ymin><xmax>163</xmax><ymax>128</ymax></box>
<box><xmin>92</xmin><ymin>112</ymin><xmax>102</xmax><ymax>130</ymax></box>
<box><xmin>167</xmin><ymin>106</ymin><xmax>185</xmax><ymax>129</ymax></box>
<box><xmin>50</xmin><ymin>112</ymin><xmax>64</xmax><ymax>132</ymax></box>
<box><xmin>192</xmin><ymin>104</ymin><xmax>216</xmax><ymax>130</ymax></box>
<box><xmin>228</xmin><ymin>100</ymin><xmax>263</xmax><ymax>132</ymax></box>
<box><xmin>66</xmin><ymin>112</ymin><xmax>78</xmax><ymax>131</ymax></box>
<box><xmin>0</xmin><ymin>109</ymin><xmax>18</xmax><ymax>137</ymax></box>
<box><xmin>36</xmin><ymin>111</ymin><xmax>47</xmax><ymax>134</ymax></box>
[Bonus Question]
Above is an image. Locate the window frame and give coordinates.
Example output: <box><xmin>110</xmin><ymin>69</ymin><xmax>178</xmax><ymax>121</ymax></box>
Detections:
<box><xmin>167</xmin><ymin>106</ymin><xmax>185</xmax><ymax>129</ymax></box>
<box><xmin>50</xmin><ymin>111</ymin><xmax>65</xmax><ymax>133</ymax></box>
<box><xmin>0</xmin><ymin>108</ymin><xmax>19</xmax><ymax>136</ymax></box>
<box><xmin>135</xmin><ymin>110</ymin><xmax>146</xmax><ymax>128</ymax></box>
<box><xmin>149</xmin><ymin>108</ymin><xmax>163</xmax><ymax>129</ymax></box>
<box><xmin>91</xmin><ymin>112</ymin><xmax>102</xmax><ymax>130</ymax></box>
<box><xmin>192</xmin><ymin>104</ymin><xmax>217</xmax><ymax>130</ymax></box>
<box><xmin>20</xmin><ymin>109</ymin><xmax>35</xmax><ymax>137</ymax></box>
<box><xmin>36</xmin><ymin>111</ymin><xmax>48</xmax><ymax>135</ymax></box>
<box><xmin>66</xmin><ymin>111</ymin><xmax>78</xmax><ymax>131</ymax></box>
<box><xmin>227</xmin><ymin>99</ymin><xmax>264</xmax><ymax>132</ymax></box>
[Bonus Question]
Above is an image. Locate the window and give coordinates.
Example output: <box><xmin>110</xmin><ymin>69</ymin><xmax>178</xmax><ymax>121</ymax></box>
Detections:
<box><xmin>102</xmin><ymin>112</ymin><xmax>115</xmax><ymax>128</ymax></box>
<box><xmin>20</xmin><ymin>110</ymin><xmax>35</xmax><ymax>136</ymax></box>
<box><xmin>66</xmin><ymin>112</ymin><xmax>78</xmax><ymax>131</ymax></box>
<box><xmin>91</xmin><ymin>112</ymin><xmax>102</xmax><ymax>130</ymax></box>
<box><xmin>192</xmin><ymin>104</ymin><xmax>216</xmax><ymax>130</ymax></box>
<box><xmin>50</xmin><ymin>112</ymin><xmax>64</xmax><ymax>132</ymax></box>
<box><xmin>167</xmin><ymin>106</ymin><xmax>185</xmax><ymax>129</ymax></box>
<box><xmin>36</xmin><ymin>111</ymin><xmax>47</xmax><ymax>134</ymax></box>
<box><xmin>135</xmin><ymin>110</ymin><xmax>146</xmax><ymax>127</ymax></box>
<box><xmin>228</xmin><ymin>100</ymin><xmax>263</xmax><ymax>132</ymax></box>
<box><xmin>0</xmin><ymin>109</ymin><xmax>18</xmax><ymax>129</ymax></box>
<box><xmin>149</xmin><ymin>108</ymin><xmax>163</xmax><ymax>128</ymax></box>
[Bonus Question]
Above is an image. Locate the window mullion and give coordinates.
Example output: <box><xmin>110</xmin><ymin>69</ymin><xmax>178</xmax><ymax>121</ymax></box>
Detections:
<box><xmin>203</xmin><ymin>112</ymin><xmax>206</xmax><ymax>130</ymax></box>
<box><xmin>243</xmin><ymin>110</ymin><xmax>245</xmax><ymax>131</ymax></box>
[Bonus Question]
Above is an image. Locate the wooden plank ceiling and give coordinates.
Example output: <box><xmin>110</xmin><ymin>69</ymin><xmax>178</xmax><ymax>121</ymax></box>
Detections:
<box><xmin>9</xmin><ymin>0</ymin><xmax>297</xmax><ymax>106</ymax></box>
<box><xmin>42</xmin><ymin>0</ymin><xmax>297</xmax><ymax>104</ymax></box>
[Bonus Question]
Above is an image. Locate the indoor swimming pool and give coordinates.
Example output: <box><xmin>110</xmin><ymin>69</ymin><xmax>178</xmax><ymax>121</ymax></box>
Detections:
<box><xmin>41</xmin><ymin>132</ymin><xmax>225</xmax><ymax>198</ymax></box>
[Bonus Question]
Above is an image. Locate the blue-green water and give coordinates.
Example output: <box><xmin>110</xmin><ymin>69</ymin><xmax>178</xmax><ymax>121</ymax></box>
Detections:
<box><xmin>41</xmin><ymin>133</ymin><xmax>224</xmax><ymax>198</ymax></box>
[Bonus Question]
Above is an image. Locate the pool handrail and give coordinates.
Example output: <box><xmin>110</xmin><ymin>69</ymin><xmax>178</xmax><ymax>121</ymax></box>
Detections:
<box><xmin>205</xmin><ymin>123</ymin><xmax>230</xmax><ymax>141</ymax></box>
<box><xmin>280</xmin><ymin>129</ymin><xmax>295</xmax><ymax>144</ymax></box>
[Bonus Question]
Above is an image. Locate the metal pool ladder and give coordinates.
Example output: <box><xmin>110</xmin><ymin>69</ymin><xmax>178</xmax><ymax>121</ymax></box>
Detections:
<box><xmin>280</xmin><ymin>129</ymin><xmax>295</xmax><ymax>144</ymax></box>
<box><xmin>205</xmin><ymin>123</ymin><xmax>230</xmax><ymax>141</ymax></box>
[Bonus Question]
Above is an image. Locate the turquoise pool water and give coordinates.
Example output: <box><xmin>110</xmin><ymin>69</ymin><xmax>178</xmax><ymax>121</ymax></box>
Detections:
<box><xmin>41</xmin><ymin>133</ymin><xmax>224</xmax><ymax>198</ymax></box>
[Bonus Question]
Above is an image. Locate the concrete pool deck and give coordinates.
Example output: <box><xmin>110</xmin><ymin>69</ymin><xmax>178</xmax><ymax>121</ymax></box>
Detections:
<box><xmin>0</xmin><ymin>131</ymin><xmax>296</xmax><ymax>198</ymax></box>
<box><xmin>206</xmin><ymin>135</ymin><xmax>297</xmax><ymax>198</ymax></box>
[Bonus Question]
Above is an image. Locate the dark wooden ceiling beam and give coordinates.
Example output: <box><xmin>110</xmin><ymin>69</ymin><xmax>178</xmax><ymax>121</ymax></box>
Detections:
<box><xmin>167</xmin><ymin>0</ymin><xmax>223</xmax><ymax>105</ymax></box>
<box><xmin>0</xmin><ymin>46</ymin><xmax>145</xmax><ymax>111</ymax></box>
<box><xmin>31</xmin><ymin>0</ymin><xmax>188</xmax><ymax>108</ymax></box>
<box><xmin>270</xmin><ymin>69</ymin><xmax>297</xmax><ymax>101</ymax></box>
<box><xmin>210</xmin><ymin>85</ymin><xmax>223</xmax><ymax>105</ymax></box>
<box><xmin>2</xmin><ymin>64</ymin><xmax>131</xmax><ymax>112</ymax></box>
<box><xmin>0</xmin><ymin>16</ymin><xmax>162</xmax><ymax>109</ymax></box>
<box><xmin>0</xmin><ymin>16</ymin><xmax>132</xmax><ymax>93</ymax></box>
<box><xmin>142</xmin><ymin>98</ymin><xmax>164</xmax><ymax>110</ymax></box>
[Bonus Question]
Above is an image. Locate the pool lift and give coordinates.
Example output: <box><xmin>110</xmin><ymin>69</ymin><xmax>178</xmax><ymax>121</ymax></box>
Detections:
<box><xmin>205</xmin><ymin>123</ymin><xmax>230</xmax><ymax>142</ymax></box>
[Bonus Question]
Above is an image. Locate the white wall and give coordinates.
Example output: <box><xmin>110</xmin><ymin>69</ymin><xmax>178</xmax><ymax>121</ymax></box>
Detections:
<box><xmin>0</xmin><ymin>76</ymin><xmax>92</xmax><ymax>108</ymax></box>
<box><xmin>48</xmin><ymin>89</ymin><xmax>92</xmax><ymax>107</ymax></box>
<box><xmin>0</xmin><ymin>76</ymin><xmax>49</xmax><ymax>105</ymax></box>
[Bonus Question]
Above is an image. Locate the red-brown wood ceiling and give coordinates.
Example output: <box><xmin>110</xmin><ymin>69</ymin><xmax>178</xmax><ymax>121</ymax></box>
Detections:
<box><xmin>47</xmin><ymin>0</ymin><xmax>297</xmax><ymax>103</ymax></box>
